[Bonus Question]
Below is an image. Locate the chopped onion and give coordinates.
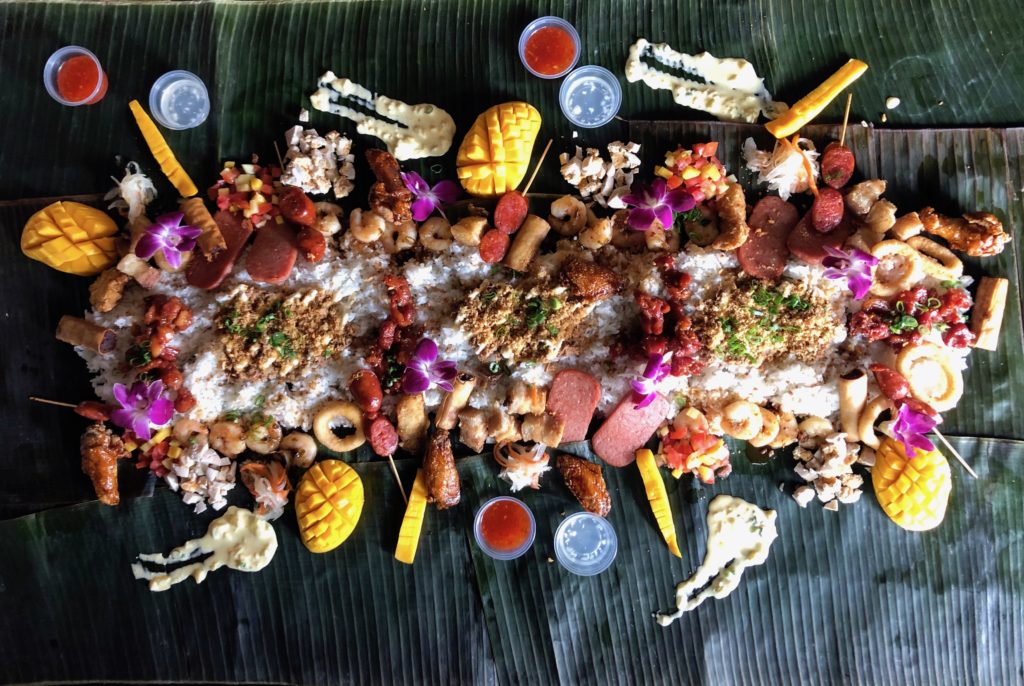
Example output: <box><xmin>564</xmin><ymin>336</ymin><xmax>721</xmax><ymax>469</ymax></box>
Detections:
<box><xmin>742</xmin><ymin>137</ymin><xmax>819</xmax><ymax>201</ymax></box>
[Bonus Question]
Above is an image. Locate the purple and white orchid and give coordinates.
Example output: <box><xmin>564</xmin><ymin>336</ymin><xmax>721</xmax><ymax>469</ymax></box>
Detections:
<box><xmin>401</xmin><ymin>338</ymin><xmax>458</xmax><ymax>394</ymax></box>
<box><xmin>622</xmin><ymin>178</ymin><xmax>695</xmax><ymax>231</ymax></box>
<box><xmin>400</xmin><ymin>171</ymin><xmax>461</xmax><ymax>222</ymax></box>
<box><xmin>822</xmin><ymin>245</ymin><xmax>879</xmax><ymax>300</ymax></box>
<box><xmin>110</xmin><ymin>379</ymin><xmax>174</xmax><ymax>440</ymax></box>
<box><xmin>134</xmin><ymin>212</ymin><xmax>202</xmax><ymax>270</ymax></box>
<box><xmin>888</xmin><ymin>402</ymin><xmax>940</xmax><ymax>456</ymax></box>
<box><xmin>630</xmin><ymin>352</ymin><xmax>672</xmax><ymax>409</ymax></box>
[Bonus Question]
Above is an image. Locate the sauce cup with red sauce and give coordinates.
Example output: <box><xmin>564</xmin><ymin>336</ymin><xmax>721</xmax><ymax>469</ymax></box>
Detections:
<box><xmin>518</xmin><ymin>16</ymin><xmax>580</xmax><ymax>79</ymax></box>
<box><xmin>474</xmin><ymin>496</ymin><xmax>536</xmax><ymax>560</ymax></box>
<box><xmin>43</xmin><ymin>46</ymin><xmax>108</xmax><ymax>106</ymax></box>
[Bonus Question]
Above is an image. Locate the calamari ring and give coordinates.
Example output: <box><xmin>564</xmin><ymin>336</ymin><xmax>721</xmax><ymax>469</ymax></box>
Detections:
<box><xmin>906</xmin><ymin>235</ymin><xmax>964</xmax><ymax>281</ymax></box>
<box><xmin>313</xmin><ymin>401</ymin><xmax>366</xmax><ymax>453</ymax></box>
<box><xmin>857</xmin><ymin>395</ymin><xmax>892</xmax><ymax>449</ymax></box>
<box><xmin>895</xmin><ymin>342</ymin><xmax>963</xmax><ymax>412</ymax></box>
<box><xmin>869</xmin><ymin>240</ymin><xmax>925</xmax><ymax>297</ymax></box>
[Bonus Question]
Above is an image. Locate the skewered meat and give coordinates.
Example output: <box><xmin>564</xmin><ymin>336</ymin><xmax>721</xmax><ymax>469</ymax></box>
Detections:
<box><xmin>423</xmin><ymin>429</ymin><xmax>460</xmax><ymax>509</ymax></box>
<box><xmin>919</xmin><ymin>207</ymin><xmax>1010</xmax><ymax>257</ymax></box>
<box><xmin>366</xmin><ymin>149</ymin><xmax>413</xmax><ymax>224</ymax></box>
<box><xmin>560</xmin><ymin>256</ymin><xmax>621</xmax><ymax>301</ymax></box>
<box><xmin>557</xmin><ymin>454</ymin><xmax>611</xmax><ymax>516</ymax></box>
<box><xmin>80</xmin><ymin>422</ymin><xmax>128</xmax><ymax>506</ymax></box>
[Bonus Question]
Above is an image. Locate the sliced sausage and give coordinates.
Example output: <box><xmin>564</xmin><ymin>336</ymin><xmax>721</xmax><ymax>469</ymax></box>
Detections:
<box><xmin>367</xmin><ymin>415</ymin><xmax>399</xmax><ymax>457</ymax></box>
<box><xmin>478</xmin><ymin>228</ymin><xmax>510</xmax><ymax>263</ymax></box>
<box><xmin>494</xmin><ymin>190</ymin><xmax>529</xmax><ymax>234</ymax></box>
<box><xmin>591</xmin><ymin>392</ymin><xmax>671</xmax><ymax>467</ymax></box>
<box><xmin>787</xmin><ymin>214</ymin><xmax>851</xmax><ymax>265</ymax></box>
<box><xmin>245</xmin><ymin>221</ymin><xmax>298</xmax><ymax>284</ymax></box>
<box><xmin>186</xmin><ymin>210</ymin><xmax>253</xmax><ymax>290</ymax></box>
<box><xmin>278</xmin><ymin>187</ymin><xmax>316</xmax><ymax>226</ymax></box>
<box><xmin>810</xmin><ymin>187</ymin><xmax>845</xmax><ymax>232</ymax></box>
<box><xmin>546</xmin><ymin>369</ymin><xmax>602</xmax><ymax>443</ymax></box>
<box><xmin>296</xmin><ymin>225</ymin><xmax>326</xmax><ymax>262</ymax></box>
<box><xmin>821</xmin><ymin>142</ymin><xmax>856</xmax><ymax>189</ymax></box>
<box><xmin>737</xmin><ymin>196</ymin><xmax>799</xmax><ymax>280</ymax></box>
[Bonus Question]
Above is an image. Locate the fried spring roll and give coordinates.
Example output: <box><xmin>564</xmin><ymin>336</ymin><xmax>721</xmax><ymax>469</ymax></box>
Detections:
<box><xmin>970</xmin><ymin>276</ymin><xmax>1008</xmax><ymax>351</ymax></box>
<box><xmin>436</xmin><ymin>373</ymin><xmax>477</xmax><ymax>430</ymax></box>
<box><xmin>503</xmin><ymin>214</ymin><xmax>550</xmax><ymax>272</ymax></box>
<box><xmin>179</xmin><ymin>197</ymin><xmax>226</xmax><ymax>258</ymax></box>
<box><xmin>56</xmin><ymin>316</ymin><xmax>117</xmax><ymax>355</ymax></box>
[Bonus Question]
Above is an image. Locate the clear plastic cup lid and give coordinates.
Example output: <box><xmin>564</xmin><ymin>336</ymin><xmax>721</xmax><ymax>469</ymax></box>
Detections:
<box><xmin>558</xmin><ymin>65</ymin><xmax>622</xmax><ymax>128</ymax></box>
<box><xmin>554</xmin><ymin>511</ymin><xmax>618</xmax><ymax>576</ymax></box>
<box><xmin>43</xmin><ymin>46</ymin><xmax>104</xmax><ymax>106</ymax></box>
<box><xmin>149</xmin><ymin>70</ymin><xmax>210</xmax><ymax>130</ymax></box>
<box><xmin>473</xmin><ymin>497</ymin><xmax>536</xmax><ymax>561</ymax></box>
<box><xmin>518</xmin><ymin>16</ymin><xmax>581</xmax><ymax>79</ymax></box>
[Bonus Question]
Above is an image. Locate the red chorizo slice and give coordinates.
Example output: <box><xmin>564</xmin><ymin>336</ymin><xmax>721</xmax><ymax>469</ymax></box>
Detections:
<box><xmin>546</xmin><ymin>369</ymin><xmax>602</xmax><ymax>443</ymax></box>
<box><xmin>478</xmin><ymin>229</ymin><xmax>511</xmax><ymax>263</ymax></box>
<box><xmin>591</xmin><ymin>392</ymin><xmax>671</xmax><ymax>467</ymax></box>
<box><xmin>810</xmin><ymin>187</ymin><xmax>845</xmax><ymax>232</ymax></box>
<box><xmin>787</xmin><ymin>214</ymin><xmax>851</xmax><ymax>265</ymax></box>
<box><xmin>737</xmin><ymin>196</ymin><xmax>799</xmax><ymax>280</ymax></box>
<box><xmin>820</xmin><ymin>142</ymin><xmax>856</xmax><ymax>189</ymax></box>
<box><xmin>186</xmin><ymin>210</ymin><xmax>253</xmax><ymax>290</ymax></box>
<box><xmin>367</xmin><ymin>415</ymin><xmax>399</xmax><ymax>457</ymax></box>
<box><xmin>246</xmin><ymin>221</ymin><xmax>298</xmax><ymax>284</ymax></box>
<box><xmin>493</xmin><ymin>190</ymin><xmax>529</xmax><ymax>234</ymax></box>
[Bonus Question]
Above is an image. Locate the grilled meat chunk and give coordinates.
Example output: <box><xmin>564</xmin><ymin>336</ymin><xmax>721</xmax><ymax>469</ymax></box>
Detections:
<box><xmin>560</xmin><ymin>256</ymin><xmax>621</xmax><ymax>301</ymax></box>
<box><xmin>366</xmin><ymin>149</ymin><xmax>413</xmax><ymax>224</ymax></box>
<box><xmin>919</xmin><ymin>207</ymin><xmax>1010</xmax><ymax>257</ymax></box>
<box><xmin>80</xmin><ymin>422</ymin><xmax>128</xmax><ymax>506</ymax></box>
<box><xmin>557</xmin><ymin>454</ymin><xmax>611</xmax><ymax>516</ymax></box>
<box><xmin>423</xmin><ymin>429</ymin><xmax>460</xmax><ymax>509</ymax></box>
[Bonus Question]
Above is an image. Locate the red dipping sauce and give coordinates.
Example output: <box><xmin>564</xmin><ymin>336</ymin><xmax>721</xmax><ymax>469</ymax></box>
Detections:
<box><xmin>524</xmin><ymin>27</ymin><xmax>576</xmax><ymax>76</ymax></box>
<box><xmin>56</xmin><ymin>55</ymin><xmax>107</xmax><ymax>104</ymax></box>
<box><xmin>479</xmin><ymin>499</ymin><xmax>532</xmax><ymax>552</ymax></box>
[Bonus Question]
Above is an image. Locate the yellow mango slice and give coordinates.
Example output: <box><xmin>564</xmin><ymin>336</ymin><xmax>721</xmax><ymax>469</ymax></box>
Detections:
<box><xmin>394</xmin><ymin>469</ymin><xmax>428</xmax><ymax>564</ymax></box>
<box><xmin>456</xmin><ymin>102</ymin><xmax>541</xmax><ymax>197</ymax></box>
<box><xmin>21</xmin><ymin>201</ymin><xmax>119</xmax><ymax>276</ymax></box>
<box><xmin>295</xmin><ymin>460</ymin><xmax>364</xmax><ymax>553</ymax></box>
<box><xmin>872</xmin><ymin>438</ymin><xmax>951</xmax><ymax>532</ymax></box>
<box><xmin>765</xmin><ymin>59</ymin><xmax>868</xmax><ymax>139</ymax></box>
<box><xmin>636</xmin><ymin>448</ymin><xmax>682</xmax><ymax>557</ymax></box>
<box><xmin>129</xmin><ymin>99</ymin><xmax>198</xmax><ymax>197</ymax></box>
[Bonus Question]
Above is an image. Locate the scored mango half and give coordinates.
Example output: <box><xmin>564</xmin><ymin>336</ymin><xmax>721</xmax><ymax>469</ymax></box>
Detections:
<box><xmin>296</xmin><ymin>459</ymin><xmax>364</xmax><ymax>553</ymax></box>
<box><xmin>872</xmin><ymin>437</ymin><xmax>951</xmax><ymax>532</ymax></box>
<box><xmin>21</xmin><ymin>201</ymin><xmax>119</xmax><ymax>276</ymax></box>
<box><xmin>456</xmin><ymin>102</ymin><xmax>541</xmax><ymax>197</ymax></box>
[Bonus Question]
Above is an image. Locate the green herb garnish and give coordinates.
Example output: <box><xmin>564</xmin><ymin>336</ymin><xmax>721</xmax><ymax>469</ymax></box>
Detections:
<box><xmin>480</xmin><ymin>288</ymin><xmax>498</xmax><ymax>303</ymax></box>
<box><xmin>126</xmin><ymin>340</ymin><xmax>152</xmax><ymax>367</ymax></box>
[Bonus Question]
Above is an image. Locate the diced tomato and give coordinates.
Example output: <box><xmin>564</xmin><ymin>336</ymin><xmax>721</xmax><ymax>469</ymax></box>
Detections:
<box><xmin>666</xmin><ymin>175</ymin><xmax>683</xmax><ymax>190</ymax></box>
<box><xmin>216</xmin><ymin>195</ymin><xmax>231</xmax><ymax>210</ymax></box>
<box><xmin>221</xmin><ymin>167</ymin><xmax>241</xmax><ymax>183</ymax></box>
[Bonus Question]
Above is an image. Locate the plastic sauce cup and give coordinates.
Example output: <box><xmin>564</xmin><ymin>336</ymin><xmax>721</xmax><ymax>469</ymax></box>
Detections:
<box><xmin>474</xmin><ymin>496</ymin><xmax>536</xmax><ymax>561</ymax></box>
<box><xmin>43</xmin><ymin>46</ymin><xmax>107</xmax><ymax>106</ymax></box>
<box><xmin>518</xmin><ymin>16</ymin><xmax>581</xmax><ymax>79</ymax></box>
<box><xmin>559</xmin><ymin>65</ymin><xmax>622</xmax><ymax>128</ymax></box>
<box><xmin>554</xmin><ymin>511</ymin><xmax>618</xmax><ymax>576</ymax></box>
<box><xmin>149</xmin><ymin>70</ymin><xmax>210</xmax><ymax>130</ymax></box>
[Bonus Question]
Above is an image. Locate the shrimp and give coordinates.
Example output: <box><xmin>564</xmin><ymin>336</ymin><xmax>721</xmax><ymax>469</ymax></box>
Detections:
<box><xmin>418</xmin><ymin>217</ymin><xmax>453</xmax><ymax>251</ymax></box>
<box><xmin>380</xmin><ymin>220</ymin><xmax>417</xmax><ymax>254</ymax></box>
<box><xmin>720</xmin><ymin>400</ymin><xmax>764</xmax><ymax>440</ymax></box>
<box><xmin>349</xmin><ymin>208</ymin><xmax>387</xmax><ymax>243</ymax></box>
<box><xmin>209</xmin><ymin>420</ymin><xmax>246</xmax><ymax>456</ymax></box>
<box><xmin>548</xmin><ymin>195</ymin><xmax>587</xmax><ymax>236</ymax></box>
<box><xmin>245</xmin><ymin>416</ymin><xmax>282</xmax><ymax>454</ymax></box>
<box><xmin>172</xmin><ymin>418</ymin><xmax>208</xmax><ymax>448</ymax></box>
<box><xmin>798</xmin><ymin>416</ymin><xmax>834</xmax><ymax>449</ymax></box>
<box><xmin>579</xmin><ymin>209</ymin><xmax>612</xmax><ymax>249</ymax></box>
<box><xmin>313</xmin><ymin>202</ymin><xmax>343</xmax><ymax>235</ymax></box>
<box><xmin>279</xmin><ymin>431</ymin><xmax>318</xmax><ymax>469</ymax></box>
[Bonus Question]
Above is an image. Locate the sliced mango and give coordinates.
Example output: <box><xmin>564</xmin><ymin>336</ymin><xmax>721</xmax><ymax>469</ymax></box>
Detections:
<box><xmin>456</xmin><ymin>102</ymin><xmax>541</xmax><ymax>197</ymax></box>
<box><xmin>395</xmin><ymin>469</ymin><xmax>428</xmax><ymax>564</ymax></box>
<box><xmin>872</xmin><ymin>438</ymin><xmax>951</xmax><ymax>532</ymax></box>
<box><xmin>295</xmin><ymin>460</ymin><xmax>364</xmax><ymax>553</ymax></box>
<box><xmin>129</xmin><ymin>99</ymin><xmax>198</xmax><ymax>197</ymax></box>
<box><xmin>21</xmin><ymin>201</ymin><xmax>119</xmax><ymax>276</ymax></box>
<box><xmin>765</xmin><ymin>59</ymin><xmax>868</xmax><ymax>139</ymax></box>
<box><xmin>636</xmin><ymin>448</ymin><xmax>682</xmax><ymax>558</ymax></box>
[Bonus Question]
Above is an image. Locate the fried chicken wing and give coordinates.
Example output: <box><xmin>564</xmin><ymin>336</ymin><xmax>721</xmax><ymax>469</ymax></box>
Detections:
<box><xmin>557</xmin><ymin>454</ymin><xmax>611</xmax><ymax>516</ymax></box>
<box><xmin>366</xmin><ymin>149</ymin><xmax>413</xmax><ymax>224</ymax></box>
<box><xmin>919</xmin><ymin>207</ymin><xmax>1011</xmax><ymax>257</ymax></box>
<box><xmin>423</xmin><ymin>428</ymin><xmax>460</xmax><ymax>509</ymax></box>
<box><xmin>710</xmin><ymin>182</ymin><xmax>750</xmax><ymax>250</ymax></box>
<box><xmin>80</xmin><ymin>422</ymin><xmax>128</xmax><ymax>506</ymax></box>
<box><xmin>560</xmin><ymin>256</ymin><xmax>621</xmax><ymax>301</ymax></box>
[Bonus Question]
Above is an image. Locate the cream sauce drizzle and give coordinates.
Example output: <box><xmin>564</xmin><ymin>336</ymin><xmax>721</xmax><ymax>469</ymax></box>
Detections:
<box><xmin>131</xmin><ymin>506</ymin><xmax>278</xmax><ymax>592</ymax></box>
<box><xmin>624</xmin><ymin>38</ymin><xmax>786</xmax><ymax>123</ymax></box>
<box><xmin>309</xmin><ymin>72</ymin><xmax>456</xmax><ymax>160</ymax></box>
<box><xmin>655</xmin><ymin>495</ymin><xmax>778</xmax><ymax>626</ymax></box>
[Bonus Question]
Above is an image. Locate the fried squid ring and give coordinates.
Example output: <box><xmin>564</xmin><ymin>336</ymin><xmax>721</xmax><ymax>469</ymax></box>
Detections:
<box><xmin>857</xmin><ymin>394</ymin><xmax>893</xmax><ymax>449</ymax></box>
<box><xmin>895</xmin><ymin>342</ymin><xmax>964</xmax><ymax>412</ymax></box>
<box><xmin>906</xmin><ymin>235</ymin><xmax>964</xmax><ymax>281</ymax></box>
<box><xmin>313</xmin><ymin>401</ymin><xmax>366</xmax><ymax>453</ymax></box>
<box><xmin>869</xmin><ymin>240</ymin><xmax>925</xmax><ymax>297</ymax></box>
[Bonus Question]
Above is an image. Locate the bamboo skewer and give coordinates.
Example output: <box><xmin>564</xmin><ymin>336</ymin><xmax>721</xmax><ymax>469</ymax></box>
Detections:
<box><xmin>520</xmin><ymin>139</ymin><xmax>553</xmax><ymax>196</ymax></box>
<box><xmin>29</xmin><ymin>396</ymin><xmax>77</xmax><ymax>409</ymax></box>
<box><xmin>839</xmin><ymin>93</ymin><xmax>853</xmax><ymax>146</ymax></box>
<box><xmin>273</xmin><ymin>141</ymin><xmax>286</xmax><ymax>171</ymax></box>
<box><xmin>932</xmin><ymin>428</ymin><xmax>978</xmax><ymax>479</ymax></box>
<box><xmin>386</xmin><ymin>456</ymin><xmax>408</xmax><ymax>504</ymax></box>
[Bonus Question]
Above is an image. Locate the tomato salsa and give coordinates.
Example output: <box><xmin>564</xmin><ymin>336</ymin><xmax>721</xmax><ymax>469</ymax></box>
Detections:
<box><xmin>56</xmin><ymin>55</ymin><xmax>108</xmax><ymax>104</ymax></box>
<box><xmin>523</xmin><ymin>26</ymin><xmax>577</xmax><ymax>76</ymax></box>
<box><xmin>479</xmin><ymin>498</ymin><xmax>532</xmax><ymax>552</ymax></box>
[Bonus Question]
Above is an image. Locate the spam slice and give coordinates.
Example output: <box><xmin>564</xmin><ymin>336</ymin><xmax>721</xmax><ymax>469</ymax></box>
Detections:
<box><xmin>547</xmin><ymin>370</ymin><xmax>601</xmax><ymax>443</ymax></box>
<box><xmin>246</xmin><ymin>221</ymin><xmax>298</xmax><ymax>284</ymax></box>
<box><xmin>738</xmin><ymin>196</ymin><xmax>798</xmax><ymax>279</ymax></box>
<box><xmin>186</xmin><ymin>210</ymin><xmax>253</xmax><ymax>290</ymax></box>
<box><xmin>592</xmin><ymin>393</ymin><xmax>671</xmax><ymax>467</ymax></box>
<box><xmin>787</xmin><ymin>214</ymin><xmax>850</xmax><ymax>265</ymax></box>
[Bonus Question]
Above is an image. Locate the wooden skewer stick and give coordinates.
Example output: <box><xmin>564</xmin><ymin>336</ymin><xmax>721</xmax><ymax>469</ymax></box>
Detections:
<box><xmin>932</xmin><ymin>428</ymin><xmax>978</xmax><ymax>479</ymax></box>
<box><xmin>385</xmin><ymin>455</ymin><xmax>408</xmax><ymax>504</ymax></box>
<box><xmin>839</xmin><ymin>93</ymin><xmax>854</xmax><ymax>147</ymax></box>
<box><xmin>520</xmin><ymin>139</ymin><xmax>553</xmax><ymax>196</ymax></box>
<box><xmin>273</xmin><ymin>141</ymin><xmax>286</xmax><ymax>171</ymax></box>
<box><xmin>29</xmin><ymin>396</ymin><xmax>77</xmax><ymax>409</ymax></box>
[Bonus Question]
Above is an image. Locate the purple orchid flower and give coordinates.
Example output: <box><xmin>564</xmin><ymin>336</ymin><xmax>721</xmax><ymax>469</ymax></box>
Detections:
<box><xmin>822</xmin><ymin>245</ymin><xmax>879</xmax><ymax>300</ymax></box>
<box><xmin>889</xmin><ymin>402</ymin><xmax>940</xmax><ymax>457</ymax></box>
<box><xmin>622</xmin><ymin>178</ymin><xmax>696</xmax><ymax>231</ymax></box>
<box><xmin>402</xmin><ymin>338</ymin><xmax>458</xmax><ymax>394</ymax></box>
<box><xmin>400</xmin><ymin>171</ymin><xmax>461</xmax><ymax>222</ymax></box>
<box><xmin>110</xmin><ymin>379</ymin><xmax>174</xmax><ymax>441</ymax></box>
<box><xmin>134</xmin><ymin>212</ymin><xmax>202</xmax><ymax>270</ymax></box>
<box><xmin>630</xmin><ymin>352</ymin><xmax>672</xmax><ymax>409</ymax></box>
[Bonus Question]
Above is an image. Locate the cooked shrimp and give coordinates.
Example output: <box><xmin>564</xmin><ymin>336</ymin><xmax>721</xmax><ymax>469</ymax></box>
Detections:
<box><xmin>172</xmin><ymin>418</ymin><xmax>208</xmax><ymax>448</ymax></box>
<box><xmin>579</xmin><ymin>210</ymin><xmax>612</xmax><ymax>249</ymax></box>
<box><xmin>798</xmin><ymin>416</ymin><xmax>834</xmax><ymax>448</ymax></box>
<box><xmin>720</xmin><ymin>400</ymin><xmax>763</xmax><ymax>440</ymax></box>
<box><xmin>209</xmin><ymin>420</ymin><xmax>246</xmax><ymax>456</ymax></box>
<box><xmin>769</xmin><ymin>411</ymin><xmax>799</xmax><ymax>448</ymax></box>
<box><xmin>549</xmin><ymin>195</ymin><xmax>587</xmax><ymax>236</ymax></box>
<box><xmin>349</xmin><ymin>208</ymin><xmax>387</xmax><ymax>243</ymax></box>
<box><xmin>418</xmin><ymin>217</ymin><xmax>453</xmax><ymax>251</ymax></box>
<box><xmin>279</xmin><ymin>431</ymin><xmax>317</xmax><ymax>469</ymax></box>
<box><xmin>380</xmin><ymin>220</ymin><xmax>417</xmax><ymax>253</ymax></box>
<box><xmin>313</xmin><ymin>202</ymin><xmax>343</xmax><ymax>236</ymax></box>
<box><xmin>245</xmin><ymin>416</ymin><xmax>282</xmax><ymax>454</ymax></box>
